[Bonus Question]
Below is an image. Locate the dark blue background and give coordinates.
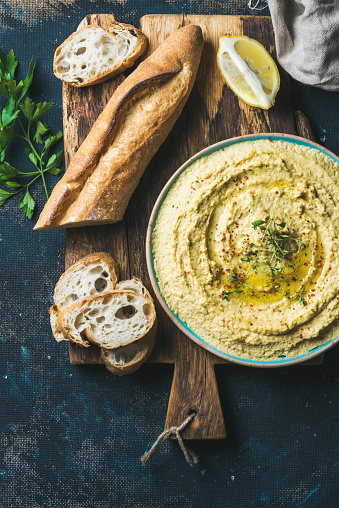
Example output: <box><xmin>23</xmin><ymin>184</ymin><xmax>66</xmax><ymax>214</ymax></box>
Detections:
<box><xmin>0</xmin><ymin>1</ymin><xmax>338</xmax><ymax>507</ymax></box>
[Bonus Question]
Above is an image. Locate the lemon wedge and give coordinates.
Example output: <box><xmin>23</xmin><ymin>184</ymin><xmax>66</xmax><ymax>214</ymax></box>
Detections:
<box><xmin>217</xmin><ymin>35</ymin><xmax>280</xmax><ymax>109</ymax></box>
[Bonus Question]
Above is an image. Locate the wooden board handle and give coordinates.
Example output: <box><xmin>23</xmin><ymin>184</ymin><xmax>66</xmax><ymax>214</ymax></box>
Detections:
<box><xmin>165</xmin><ymin>333</ymin><xmax>226</xmax><ymax>439</ymax></box>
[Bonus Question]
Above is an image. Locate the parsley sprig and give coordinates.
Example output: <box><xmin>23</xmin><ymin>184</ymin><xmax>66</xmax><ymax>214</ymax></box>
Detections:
<box><xmin>0</xmin><ymin>48</ymin><xmax>63</xmax><ymax>218</ymax></box>
<box><xmin>223</xmin><ymin>218</ymin><xmax>307</xmax><ymax>304</ymax></box>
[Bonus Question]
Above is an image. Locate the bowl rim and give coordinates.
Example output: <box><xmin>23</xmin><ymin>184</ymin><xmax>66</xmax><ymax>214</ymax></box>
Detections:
<box><xmin>146</xmin><ymin>133</ymin><xmax>339</xmax><ymax>367</ymax></box>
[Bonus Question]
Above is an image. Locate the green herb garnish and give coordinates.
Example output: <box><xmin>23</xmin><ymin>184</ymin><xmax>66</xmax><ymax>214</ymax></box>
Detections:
<box><xmin>250</xmin><ymin>217</ymin><xmax>305</xmax><ymax>278</ymax></box>
<box><xmin>223</xmin><ymin>218</ymin><xmax>307</xmax><ymax>304</ymax></box>
<box><xmin>282</xmin><ymin>286</ymin><xmax>307</xmax><ymax>306</ymax></box>
<box><xmin>0</xmin><ymin>48</ymin><xmax>63</xmax><ymax>218</ymax></box>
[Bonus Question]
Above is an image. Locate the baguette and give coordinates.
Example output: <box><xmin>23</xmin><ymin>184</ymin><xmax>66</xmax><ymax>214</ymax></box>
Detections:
<box><xmin>53</xmin><ymin>22</ymin><xmax>147</xmax><ymax>87</ymax></box>
<box><xmin>49</xmin><ymin>252</ymin><xmax>119</xmax><ymax>343</ymax></box>
<box><xmin>35</xmin><ymin>25</ymin><xmax>203</xmax><ymax>230</ymax></box>
<box><xmin>57</xmin><ymin>291</ymin><xmax>156</xmax><ymax>348</ymax></box>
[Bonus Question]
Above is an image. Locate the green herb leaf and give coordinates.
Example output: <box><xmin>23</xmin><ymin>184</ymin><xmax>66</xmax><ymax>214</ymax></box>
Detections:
<box><xmin>235</xmin><ymin>290</ymin><xmax>244</xmax><ymax>294</ymax></box>
<box><xmin>45</xmin><ymin>150</ymin><xmax>64</xmax><ymax>172</ymax></box>
<box><xmin>19</xmin><ymin>57</ymin><xmax>35</xmax><ymax>100</ymax></box>
<box><xmin>299</xmin><ymin>296</ymin><xmax>307</xmax><ymax>306</ymax></box>
<box><xmin>19</xmin><ymin>188</ymin><xmax>35</xmax><ymax>218</ymax></box>
<box><xmin>1</xmin><ymin>96</ymin><xmax>20</xmax><ymax>127</ymax></box>
<box><xmin>229</xmin><ymin>275</ymin><xmax>240</xmax><ymax>283</ymax></box>
<box><xmin>0</xmin><ymin>161</ymin><xmax>19</xmax><ymax>179</ymax></box>
<box><xmin>7</xmin><ymin>78</ymin><xmax>23</xmax><ymax>97</ymax></box>
<box><xmin>0</xmin><ymin>123</ymin><xmax>16</xmax><ymax>144</ymax></box>
<box><xmin>20</xmin><ymin>97</ymin><xmax>35</xmax><ymax>121</ymax></box>
<box><xmin>241</xmin><ymin>257</ymin><xmax>252</xmax><ymax>263</ymax></box>
<box><xmin>3</xmin><ymin>180</ymin><xmax>22</xmax><ymax>189</ymax></box>
<box><xmin>0</xmin><ymin>81</ymin><xmax>8</xmax><ymax>99</ymax></box>
<box><xmin>223</xmin><ymin>292</ymin><xmax>232</xmax><ymax>301</ymax></box>
<box><xmin>46</xmin><ymin>166</ymin><xmax>63</xmax><ymax>176</ymax></box>
<box><xmin>0</xmin><ymin>47</ymin><xmax>7</xmax><ymax>72</ymax></box>
<box><xmin>31</xmin><ymin>101</ymin><xmax>53</xmax><ymax>122</ymax></box>
<box><xmin>25</xmin><ymin>149</ymin><xmax>39</xmax><ymax>168</ymax></box>
<box><xmin>6</xmin><ymin>50</ymin><xmax>18</xmax><ymax>78</ymax></box>
<box><xmin>252</xmin><ymin>219</ymin><xmax>266</xmax><ymax>229</ymax></box>
<box><xmin>34</xmin><ymin>121</ymin><xmax>49</xmax><ymax>144</ymax></box>
<box><xmin>42</xmin><ymin>130</ymin><xmax>63</xmax><ymax>153</ymax></box>
<box><xmin>0</xmin><ymin>187</ymin><xmax>15</xmax><ymax>206</ymax></box>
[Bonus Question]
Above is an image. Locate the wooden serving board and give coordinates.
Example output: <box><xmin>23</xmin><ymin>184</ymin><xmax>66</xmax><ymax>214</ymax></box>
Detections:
<box><xmin>64</xmin><ymin>14</ymin><xmax>321</xmax><ymax>440</ymax></box>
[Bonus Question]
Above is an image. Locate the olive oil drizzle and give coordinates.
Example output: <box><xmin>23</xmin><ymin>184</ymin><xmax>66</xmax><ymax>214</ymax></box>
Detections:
<box><xmin>223</xmin><ymin>218</ymin><xmax>309</xmax><ymax>304</ymax></box>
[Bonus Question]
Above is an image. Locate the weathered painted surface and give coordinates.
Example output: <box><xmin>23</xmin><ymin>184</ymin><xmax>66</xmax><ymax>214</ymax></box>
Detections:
<box><xmin>0</xmin><ymin>1</ymin><xmax>338</xmax><ymax>507</ymax></box>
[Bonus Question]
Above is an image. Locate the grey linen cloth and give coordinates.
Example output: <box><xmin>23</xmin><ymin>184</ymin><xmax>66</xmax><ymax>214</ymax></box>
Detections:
<box><xmin>267</xmin><ymin>0</ymin><xmax>339</xmax><ymax>91</ymax></box>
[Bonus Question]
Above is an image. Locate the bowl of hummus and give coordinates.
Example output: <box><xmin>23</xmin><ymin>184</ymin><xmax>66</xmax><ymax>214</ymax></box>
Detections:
<box><xmin>146</xmin><ymin>134</ymin><xmax>339</xmax><ymax>366</ymax></box>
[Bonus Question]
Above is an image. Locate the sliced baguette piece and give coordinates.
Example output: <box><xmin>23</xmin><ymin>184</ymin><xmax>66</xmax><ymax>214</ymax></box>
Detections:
<box><xmin>57</xmin><ymin>291</ymin><xmax>156</xmax><ymax>348</ymax></box>
<box><xmin>102</xmin><ymin>319</ymin><xmax>157</xmax><ymax>376</ymax></box>
<box><xmin>116</xmin><ymin>277</ymin><xmax>152</xmax><ymax>302</ymax></box>
<box><xmin>35</xmin><ymin>25</ymin><xmax>204</xmax><ymax>230</ymax></box>
<box><xmin>49</xmin><ymin>304</ymin><xmax>68</xmax><ymax>342</ymax></box>
<box><xmin>53</xmin><ymin>22</ymin><xmax>147</xmax><ymax>87</ymax></box>
<box><xmin>54</xmin><ymin>252</ymin><xmax>119</xmax><ymax>311</ymax></box>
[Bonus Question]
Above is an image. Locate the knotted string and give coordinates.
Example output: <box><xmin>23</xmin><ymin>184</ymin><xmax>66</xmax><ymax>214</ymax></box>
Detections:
<box><xmin>248</xmin><ymin>0</ymin><xmax>268</xmax><ymax>11</ymax></box>
<box><xmin>141</xmin><ymin>412</ymin><xmax>199</xmax><ymax>467</ymax></box>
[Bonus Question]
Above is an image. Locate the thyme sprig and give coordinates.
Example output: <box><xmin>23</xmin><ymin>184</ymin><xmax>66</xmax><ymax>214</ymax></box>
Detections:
<box><xmin>243</xmin><ymin>218</ymin><xmax>306</xmax><ymax>278</ymax></box>
<box><xmin>282</xmin><ymin>286</ymin><xmax>307</xmax><ymax>306</ymax></box>
<box><xmin>223</xmin><ymin>218</ymin><xmax>307</xmax><ymax>304</ymax></box>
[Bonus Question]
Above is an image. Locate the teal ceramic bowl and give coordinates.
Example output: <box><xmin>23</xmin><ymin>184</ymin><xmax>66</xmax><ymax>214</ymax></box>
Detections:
<box><xmin>146</xmin><ymin>134</ymin><xmax>339</xmax><ymax>367</ymax></box>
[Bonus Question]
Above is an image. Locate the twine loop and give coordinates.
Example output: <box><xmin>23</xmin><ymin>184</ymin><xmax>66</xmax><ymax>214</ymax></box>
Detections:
<box><xmin>141</xmin><ymin>412</ymin><xmax>199</xmax><ymax>467</ymax></box>
<box><xmin>248</xmin><ymin>0</ymin><xmax>269</xmax><ymax>11</ymax></box>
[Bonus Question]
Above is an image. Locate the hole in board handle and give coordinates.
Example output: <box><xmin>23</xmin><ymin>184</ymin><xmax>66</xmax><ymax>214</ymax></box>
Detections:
<box><xmin>188</xmin><ymin>409</ymin><xmax>197</xmax><ymax>417</ymax></box>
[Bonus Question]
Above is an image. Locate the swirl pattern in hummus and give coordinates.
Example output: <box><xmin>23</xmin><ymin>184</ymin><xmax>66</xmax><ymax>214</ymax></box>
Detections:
<box><xmin>153</xmin><ymin>139</ymin><xmax>339</xmax><ymax>360</ymax></box>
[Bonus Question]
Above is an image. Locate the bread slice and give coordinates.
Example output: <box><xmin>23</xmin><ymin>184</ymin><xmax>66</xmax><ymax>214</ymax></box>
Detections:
<box><xmin>35</xmin><ymin>25</ymin><xmax>203</xmax><ymax>229</ymax></box>
<box><xmin>49</xmin><ymin>304</ymin><xmax>68</xmax><ymax>342</ymax></box>
<box><xmin>116</xmin><ymin>277</ymin><xmax>152</xmax><ymax>301</ymax></box>
<box><xmin>53</xmin><ymin>22</ymin><xmax>147</xmax><ymax>87</ymax></box>
<box><xmin>54</xmin><ymin>252</ymin><xmax>119</xmax><ymax>311</ymax></box>
<box><xmin>57</xmin><ymin>291</ymin><xmax>156</xmax><ymax>348</ymax></box>
<box><xmin>102</xmin><ymin>320</ymin><xmax>157</xmax><ymax>376</ymax></box>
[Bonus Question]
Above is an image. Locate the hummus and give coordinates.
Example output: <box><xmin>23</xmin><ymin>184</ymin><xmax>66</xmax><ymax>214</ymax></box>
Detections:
<box><xmin>153</xmin><ymin>139</ymin><xmax>339</xmax><ymax>360</ymax></box>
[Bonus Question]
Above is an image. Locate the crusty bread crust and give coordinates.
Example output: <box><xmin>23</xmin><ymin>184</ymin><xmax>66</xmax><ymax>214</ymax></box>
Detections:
<box><xmin>49</xmin><ymin>304</ymin><xmax>68</xmax><ymax>342</ymax></box>
<box><xmin>53</xmin><ymin>22</ymin><xmax>147</xmax><ymax>87</ymax></box>
<box><xmin>35</xmin><ymin>25</ymin><xmax>203</xmax><ymax>230</ymax></box>
<box><xmin>102</xmin><ymin>319</ymin><xmax>157</xmax><ymax>375</ymax></box>
<box><xmin>117</xmin><ymin>277</ymin><xmax>153</xmax><ymax>302</ymax></box>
